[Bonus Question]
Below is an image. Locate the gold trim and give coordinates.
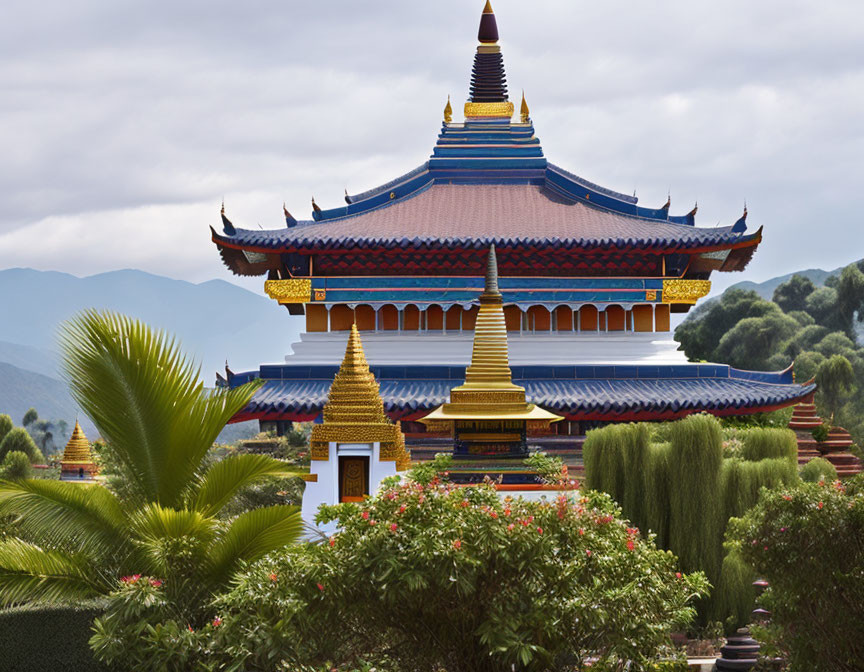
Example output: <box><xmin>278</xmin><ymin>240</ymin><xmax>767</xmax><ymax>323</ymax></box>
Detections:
<box><xmin>661</xmin><ymin>279</ymin><xmax>711</xmax><ymax>304</ymax></box>
<box><xmin>464</xmin><ymin>101</ymin><xmax>514</xmax><ymax>118</ymax></box>
<box><xmin>264</xmin><ymin>279</ymin><xmax>312</xmax><ymax>304</ymax></box>
<box><xmin>645</xmin><ymin>289</ymin><xmax>657</xmax><ymax>301</ymax></box>
<box><xmin>314</xmin><ymin>288</ymin><xmax>326</xmax><ymax>301</ymax></box>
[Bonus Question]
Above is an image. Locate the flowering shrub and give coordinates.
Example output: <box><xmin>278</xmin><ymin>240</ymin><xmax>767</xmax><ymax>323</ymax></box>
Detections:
<box><xmin>96</xmin><ymin>463</ymin><xmax>708</xmax><ymax>671</ymax></box>
<box><xmin>727</xmin><ymin>477</ymin><xmax>864</xmax><ymax>671</ymax></box>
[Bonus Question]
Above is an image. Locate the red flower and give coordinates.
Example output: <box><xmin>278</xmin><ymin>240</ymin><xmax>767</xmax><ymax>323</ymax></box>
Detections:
<box><xmin>504</xmin><ymin>508</ymin><xmax>511</xmax><ymax>517</ymax></box>
<box><xmin>782</xmin><ymin>494</ymin><xmax>792</xmax><ymax>501</ymax></box>
<box><xmin>120</xmin><ymin>574</ymin><xmax>141</xmax><ymax>584</ymax></box>
<box><xmin>399</xmin><ymin>504</ymin><xmax>407</xmax><ymax>513</ymax></box>
<box><xmin>149</xmin><ymin>579</ymin><xmax>163</xmax><ymax>588</ymax></box>
<box><xmin>361</xmin><ymin>511</ymin><xmax>370</xmax><ymax>520</ymax></box>
<box><xmin>585</xmin><ymin>550</ymin><xmax>592</xmax><ymax>557</ymax></box>
<box><xmin>269</xmin><ymin>573</ymin><xmax>278</xmax><ymax>583</ymax></box>
<box><xmin>578</xmin><ymin>528</ymin><xmax>585</xmax><ymax>536</ymax></box>
<box><xmin>461</xmin><ymin>499</ymin><xmax>469</xmax><ymax>508</ymax></box>
<box><xmin>675</xmin><ymin>572</ymin><xmax>682</xmax><ymax>579</ymax></box>
<box><xmin>369</xmin><ymin>519</ymin><xmax>377</xmax><ymax>526</ymax></box>
<box><xmin>187</xmin><ymin>625</ymin><xmax>194</xmax><ymax>633</ymax></box>
<box><xmin>316</xmin><ymin>582</ymin><xmax>325</xmax><ymax>591</ymax></box>
<box><xmin>386</xmin><ymin>492</ymin><xmax>396</xmax><ymax>500</ymax></box>
<box><xmin>329</xmin><ymin>537</ymin><xmax>336</xmax><ymax>547</ymax></box>
<box><xmin>490</xmin><ymin>511</ymin><xmax>498</xmax><ymax>519</ymax></box>
<box><xmin>537</xmin><ymin>527</ymin><xmax>543</xmax><ymax>535</ymax></box>
<box><xmin>390</xmin><ymin>523</ymin><xmax>398</xmax><ymax>532</ymax></box>
<box><xmin>212</xmin><ymin>617</ymin><xmax>222</xmax><ymax>627</ymax></box>
<box><xmin>507</xmin><ymin>523</ymin><xmax>515</xmax><ymax>531</ymax></box>
<box><xmin>818</xmin><ymin>502</ymin><xmax>824</xmax><ymax>510</ymax></box>
<box><xmin>453</xmin><ymin>539</ymin><xmax>462</xmax><ymax>550</ymax></box>
<box><xmin>626</xmin><ymin>539</ymin><xmax>635</xmax><ymax>551</ymax></box>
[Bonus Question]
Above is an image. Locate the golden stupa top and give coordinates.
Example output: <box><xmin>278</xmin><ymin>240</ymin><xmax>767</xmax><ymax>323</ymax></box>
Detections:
<box><xmin>421</xmin><ymin>246</ymin><xmax>563</xmax><ymax>423</ymax></box>
<box><xmin>310</xmin><ymin>325</ymin><xmax>409</xmax><ymax>469</ymax></box>
<box><xmin>61</xmin><ymin>421</ymin><xmax>95</xmax><ymax>465</ymax></box>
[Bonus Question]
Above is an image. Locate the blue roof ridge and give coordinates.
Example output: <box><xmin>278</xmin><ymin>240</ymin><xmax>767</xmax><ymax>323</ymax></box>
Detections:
<box><xmin>547</xmin><ymin>163</ymin><xmax>638</xmax><ymax>204</ymax></box>
<box><xmin>345</xmin><ymin>162</ymin><xmax>431</xmax><ymax>204</ymax></box>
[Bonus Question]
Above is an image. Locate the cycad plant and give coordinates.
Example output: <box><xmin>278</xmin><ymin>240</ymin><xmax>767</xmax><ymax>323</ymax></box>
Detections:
<box><xmin>0</xmin><ymin>311</ymin><xmax>302</xmax><ymax>615</ymax></box>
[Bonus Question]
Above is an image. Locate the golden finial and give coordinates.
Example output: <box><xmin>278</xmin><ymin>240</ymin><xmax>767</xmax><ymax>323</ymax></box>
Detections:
<box><xmin>444</xmin><ymin>95</ymin><xmax>453</xmax><ymax>124</ymax></box>
<box><xmin>220</xmin><ymin>200</ymin><xmax>225</xmax><ymax>215</ymax></box>
<box><xmin>309</xmin><ymin>325</ymin><xmax>409</xmax><ymax>469</ymax></box>
<box><xmin>483</xmin><ymin>0</ymin><xmax>494</xmax><ymax>14</ymax></box>
<box><xmin>520</xmin><ymin>91</ymin><xmax>530</xmax><ymax>123</ymax></box>
<box><xmin>312</xmin><ymin>197</ymin><xmax>321</xmax><ymax>213</ymax></box>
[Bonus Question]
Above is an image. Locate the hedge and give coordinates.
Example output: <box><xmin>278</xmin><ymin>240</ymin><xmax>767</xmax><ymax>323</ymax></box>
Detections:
<box><xmin>0</xmin><ymin>602</ymin><xmax>108</xmax><ymax>672</ymax></box>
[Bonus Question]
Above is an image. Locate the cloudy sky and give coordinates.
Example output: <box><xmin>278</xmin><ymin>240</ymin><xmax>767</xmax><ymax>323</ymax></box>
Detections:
<box><xmin>1</xmin><ymin>0</ymin><xmax>862</xmax><ymax>297</ymax></box>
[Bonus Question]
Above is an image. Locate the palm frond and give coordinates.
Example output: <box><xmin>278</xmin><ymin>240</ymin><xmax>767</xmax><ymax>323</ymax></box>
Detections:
<box><xmin>192</xmin><ymin>454</ymin><xmax>300</xmax><ymax>516</ymax></box>
<box><xmin>0</xmin><ymin>479</ymin><xmax>126</xmax><ymax>558</ymax></box>
<box><xmin>0</xmin><ymin>539</ymin><xmax>108</xmax><ymax>605</ymax></box>
<box><xmin>59</xmin><ymin>310</ymin><xmax>262</xmax><ymax>507</ymax></box>
<box><xmin>208</xmin><ymin>505</ymin><xmax>303</xmax><ymax>585</ymax></box>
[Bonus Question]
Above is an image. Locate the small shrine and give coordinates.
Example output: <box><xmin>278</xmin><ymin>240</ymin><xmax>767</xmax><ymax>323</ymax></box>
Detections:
<box><xmin>301</xmin><ymin>325</ymin><xmax>410</xmax><ymax>526</ymax></box>
<box><xmin>420</xmin><ymin>246</ymin><xmax>563</xmax><ymax>486</ymax></box>
<box><xmin>59</xmin><ymin>421</ymin><xmax>98</xmax><ymax>482</ymax></box>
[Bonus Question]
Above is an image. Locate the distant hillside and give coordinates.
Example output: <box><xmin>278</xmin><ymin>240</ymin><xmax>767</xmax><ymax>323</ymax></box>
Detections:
<box><xmin>0</xmin><ymin>361</ymin><xmax>96</xmax><ymax>437</ymax></box>
<box><xmin>0</xmin><ymin>268</ymin><xmax>302</xmax><ymax>442</ymax></box>
<box><xmin>725</xmin><ymin>261</ymin><xmax>860</xmax><ymax>301</ymax></box>
<box><xmin>0</xmin><ymin>268</ymin><xmax>302</xmax><ymax>377</ymax></box>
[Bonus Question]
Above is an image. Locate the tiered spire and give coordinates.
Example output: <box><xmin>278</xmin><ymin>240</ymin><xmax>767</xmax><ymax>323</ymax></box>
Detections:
<box><xmin>421</xmin><ymin>246</ymin><xmax>563</xmax><ymax>423</ymax></box>
<box><xmin>465</xmin><ymin>1</ymin><xmax>514</xmax><ymax>119</ymax></box>
<box><xmin>60</xmin><ymin>421</ymin><xmax>98</xmax><ymax>481</ymax></box>
<box><xmin>310</xmin><ymin>325</ymin><xmax>409</xmax><ymax>470</ymax></box>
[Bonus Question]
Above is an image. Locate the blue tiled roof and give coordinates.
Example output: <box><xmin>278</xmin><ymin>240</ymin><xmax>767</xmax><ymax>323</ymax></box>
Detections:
<box><xmin>237</xmin><ymin>371</ymin><xmax>813</xmax><ymax>420</ymax></box>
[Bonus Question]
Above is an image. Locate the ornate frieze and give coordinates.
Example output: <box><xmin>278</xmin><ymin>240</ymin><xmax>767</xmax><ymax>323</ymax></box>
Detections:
<box><xmin>662</xmin><ymin>279</ymin><xmax>712</xmax><ymax>304</ymax></box>
<box><xmin>464</xmin><ymin>101</ymin><xmax>514</xmax><ymax>118</ymax></box>
<box><xmin>264</xmin><ymin>279</ymin><xmax>312</xmax><ymax>304</ymax></box>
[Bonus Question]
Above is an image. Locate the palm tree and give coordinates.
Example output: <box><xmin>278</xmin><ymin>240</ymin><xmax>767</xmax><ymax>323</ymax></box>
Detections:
<box><xmin>0</xmin><ymin>310</ymin><xmax>302</xmax><ymax>610</ymax></box>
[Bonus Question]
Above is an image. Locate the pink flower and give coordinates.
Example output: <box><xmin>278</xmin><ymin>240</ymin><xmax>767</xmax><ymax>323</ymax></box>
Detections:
<box><xmin>399</xmin><ymin>504</ymin><xmax>407</xmax><ymax>513</ymax></box>
<box><xmin>361</xmin><ymin>511</ymin><xmax>370</xmax><ymax>520</ymax></box>
<box><xmin>390</xmin><ymin>523</ymin><xmax>398</xmax><ymax>532</ymax></box>
<box><xmin>507</xmin><ymin>523</ymin><xmax>515</xmax><ymax>531</ymax></box>
<box><xmin>387</xmin><ymin>492</ymin><xmax>396</xmax><ymax>500</ymax></box>
<box><xmin>537</xmin><ymin>527</ymin><xmax>543</xmax><ymax>535</ymax></box>
<box><xmin>453</xmin><ymin>539</ymin><xmax>462</xmax><ymax>550</ymax></box>
<box><xmin>675</xmin><ymin>572</ymin><xmax>682</xmax><ymax>579</ymax></box>
<box><xmin>120</xmin><ymin>574</ymin><xmax>141</xmax><ymax>584</ymax></box>
<box><xmin>212</xmin><ymin>617</ymin><xmax>222</xmax><ymax>627</ymax></box>
<box><xmin>585</xmin><ymin>550</ymin><xmax>592</xmax><ymax>557</ymax></box>
<box><xmin>316</xmin><ymin>582</ymin><xmax>325</xmax><ymax>591</ymax></box>
<box><xmin>149</xmin><ymin>579</ymin><xmax>163</xmax><ymax>588</ymax></box>
<box><xmin>369</xmin><ymin>519</ymin><xmax>377</xmax><ymax>526</ymax></box>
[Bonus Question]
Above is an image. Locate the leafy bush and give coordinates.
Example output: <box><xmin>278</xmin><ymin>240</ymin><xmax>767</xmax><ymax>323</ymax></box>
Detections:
<box><xmin>0</xmin><ymin>415</ymin><xmax>12</xmax><ymax>446</ymax></box>
<box><xmin>92</xmin><ymin>473</ymin><xmax>707</xmax><ymax>672</ymax></box>
<box><xmin>584</xmin><ymin>415</ymin><xmax>799</xmax><ymax>629</ymax></box>
<box><xmin>800</xmin><ymin>457</ymin><xmax>838</xmax><ymax>483</ymax></box>
<box><xmin>0</xmin><ymin>602</ymin><xmax>108</xmax><ymax>672</ymax></box>
<box><xmin>0</xmin><ymin>428</ymin><xmax>44</xmax><ymax>464</ymax></box>
<box><xmin>728</xmin><ymin>480</ymin><xmax>864</xmax><ymax>671</ymax></box>
<box><xmin>812</xmin><ymin>423</ymin><xmax>830</xmax><ymax>443</ymax></box>
<box><xmin>0</xmin><ymin>451</ymin><xmax>33</xmax><ymax>480</ymax></box>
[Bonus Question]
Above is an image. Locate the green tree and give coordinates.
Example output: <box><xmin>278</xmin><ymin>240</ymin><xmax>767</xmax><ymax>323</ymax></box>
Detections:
<box><xmin>92</xmin><ymin>473</ymin><xmax>707</xmax><ymax>672</ymax></box>
<box><xmin>773</xmin><ymin>275</ymin><xmax>815</xmax><ymax>313</ymax></box>
<box><xmin>835</xmin><ymin>264</ymin><xmax>864</xmax><ymax>338</ymax></box>
<box><xmin>0</xmin><ymin>311</ymin><xmax>302</xmax><ymax>611</ymax></box>
<box><xmin>815</xmin><ymin>354</ymin><xmax>855</xmax><ymax>423</ymax></box>
<box><xmin>805</xmin><ymin>286</ymin><xmax>839</xmax><ymax>328</ymax></box>
<box><xmin>714</xmin><ymin>310</ymin><xmax>801</xmax><ymax>370</ymax></box>
<box><xmin>675</xmin><ymin>289</ymin><xmax>776</xmax><ymax>362</ymax></box>
<box><xmin>21</xmin><ymin>408</ymin><xmax>38</xmax><ymax>428</ymax></box>
<box><xmin>0</xmin><ymin>428</ymin><xmax>44</xmax><ymax>464</ymax></box>
<box><xmin>0</xmin><ymin>452</ymin><xmax>33</xmax><ymax>481</ymax></box>
<box><xmin>0</xmin><ymin>415</ymin><xmax>12</xmax><ymax>446</ymax></box>
<box><xmin>728</xmin><ymin>480</ymin><xmax>864</xmax><ymax>672</ymax></box>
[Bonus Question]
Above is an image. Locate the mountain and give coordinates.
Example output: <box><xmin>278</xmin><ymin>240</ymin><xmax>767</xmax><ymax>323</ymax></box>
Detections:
<box><xmin>725</xmin><ymin>261</ymin><xmax>860</xmax><ymax>301</ymax></box>
<box><xmin>0</xmin><ymin>268</ymin><xmax>302</xmax><ymax>376</ymax></box>
<box><xmin>0</xmin><ymin>268</ymin><xmax>302</xmax><ymax>441</ymax></box>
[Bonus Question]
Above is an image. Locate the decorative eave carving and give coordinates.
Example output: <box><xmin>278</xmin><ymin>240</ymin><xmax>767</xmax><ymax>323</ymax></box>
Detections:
<box><xmin>662</xmin><ymin>279</ymin><xmax>712</xmax><ymax>304</ymax></box>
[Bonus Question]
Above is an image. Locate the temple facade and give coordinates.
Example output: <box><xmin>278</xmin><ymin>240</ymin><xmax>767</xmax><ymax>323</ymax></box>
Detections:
<box><xmin>59</xmin><ymin>421</ymin><xmax>98</xmax><ymax>482</ymax></box>
<box><xmin>212</xmin><ymin>2</ymin><xmax>814</xmax><ymax>446</ymax></box>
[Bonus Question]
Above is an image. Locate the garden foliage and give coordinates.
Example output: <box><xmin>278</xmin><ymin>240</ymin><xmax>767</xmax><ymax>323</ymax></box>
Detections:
<box><xmin>583</xmin><ymin>414</ymin><xmax>799</xmax><ymax>629</ymax></box>
<box><xmin>91</xmin><ymin>463</ymin><xmax>707</xmax><ymax>672</ymax></box>
<box><xmin>0</xmin><ymin>427</ymin><xmax>44</xmax><ymax>465</ymax></box>
<box><xmin>728</xmin><ymin>478</ymin><xmax>864</xmax><ymax>671</ymax></box>
<box><xmin>799</xmin><ymin>457</ymin><xmax>837</xmax><ymax>483</ymax></box>
<box><xmin>0</xmin><ymin>311</ymin><xmax>302</xmax><ymax>611</ymax></box>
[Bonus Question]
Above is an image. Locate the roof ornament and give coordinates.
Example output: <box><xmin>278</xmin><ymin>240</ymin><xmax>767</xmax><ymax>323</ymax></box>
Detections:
<box><xmin>520</xmin><ymin>90</ymin><xmax>530</xmax><ymax>123</ymax></box>
<box><xmin>283</xmin><ymin>203</ymin><xmax>297</xmax><ymax>228</ymax></box>
<box><xmin>344</xmin><ymin>188</ymin><xmax>352</xmax><ymax>205</ymax></box>
<box><xmin>220</xmin><ymin>201</ymin><xmax>236</xmax><ymax>235</ymax></box>
<box><xmin>661</xmin><ymin>194</ymin><xmax>671</xmax><ymax>211</ymax></box>
<box><xmin>444</xmin><ymin>95</ymin><xmax>453</xmax><ymax>124</ymax></box>
<box><xmin>225</xmin><ymin>360</ymin><xmax>235</xmax><ymax>381</ymax></box>
<box><xmin>479</xmin><ymin>0</ymin><xmax>498</xmax><ymax>43</ymax></box>
<box><xmin>732</xmin><ymin>201</ymin><xmax>749</xmax><ymax>233</ymax></box>
<box><xmin>312</xmin><ymin>197</ymin><xmax>321</xmax><ymax>213</ymax></box>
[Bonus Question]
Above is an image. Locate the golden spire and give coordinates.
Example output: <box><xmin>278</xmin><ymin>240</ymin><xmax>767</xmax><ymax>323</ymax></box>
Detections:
<box><xmin>520</xmin><ymin>91</ymin><xmax>530</xmax><ymax>123</ymax></box>
<box><xmin>310</xmin><ymin>325</ymin><xmax>409</xmax><ymax>469</ymax></box>
<box><xmin>61</xmin><ymin>421</ymin><xmax>94</xmax><ymax>465</ymax></box>
<box><xmin>444</xmin><ymin>95</ymin><xmax>453</xmax><ymax>124</ymax></box>
<box><xmin>420</xmin><ymin>247</ymin><xmax>563</xmax><ymax>425</ymax></box>
<box><xmin>483</xmin><ymin>0</ymin><xmax>494</xmax><ymax>16</ymax></box>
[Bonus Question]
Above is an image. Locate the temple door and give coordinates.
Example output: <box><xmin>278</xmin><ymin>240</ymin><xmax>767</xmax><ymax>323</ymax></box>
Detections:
<box><xmin>338</xmin><ymin>456</ymin><xmax>369</xmax><ymax>502</ymax></box>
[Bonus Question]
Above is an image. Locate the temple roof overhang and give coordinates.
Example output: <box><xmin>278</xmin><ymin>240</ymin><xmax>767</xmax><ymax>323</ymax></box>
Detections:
<box><xmin>225</xmin><ymin>363</ymin><xmax>813</xmax><ymax>424</ymax></box>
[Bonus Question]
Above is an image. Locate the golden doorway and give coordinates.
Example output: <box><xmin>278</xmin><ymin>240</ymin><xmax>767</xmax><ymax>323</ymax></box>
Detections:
<box><xmin>339</xmin><ymin>456</ymin><xmax>369</xmax><ymax>503</ymax></box>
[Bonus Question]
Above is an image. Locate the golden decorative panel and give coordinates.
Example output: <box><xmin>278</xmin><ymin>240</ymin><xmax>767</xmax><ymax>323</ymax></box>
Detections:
<box><xmin>464</xmin><ymin>101</ymin><xmax>514</xmax><ymax>118</ymax></box>
<box><xmin>662</xmin><ymin>279</ymin><xmax>712</xmax><ymax>304</ymax></box>
<box><xmin>645</xmin><ymin>289</ymin><xmax>657</xmax><ymax>301</ymax></box>
<box><xmin>264</xmin><ymin>279</ymin><xmax>312</xmax><ymax>304</ymax></box>
<box><xmin>314</xmin><ymin>289</ymin><xmax>326</xmax><ymax>301</ymax></box>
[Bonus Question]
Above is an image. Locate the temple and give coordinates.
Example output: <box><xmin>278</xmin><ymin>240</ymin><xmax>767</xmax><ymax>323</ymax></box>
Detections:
<box><xmin>59</xmin><ymin>421</ymin><xmax>98</xmax><ymax>482</ymax></box>
<box><xmin>211</xmin><ymin>2</ymin><xmax>814</xmax><ymax>454</ymax></box>
<box><xmin>301</xmin><ymin>325</ymin><xmax>409</xmax><ymax>526</ymax></box>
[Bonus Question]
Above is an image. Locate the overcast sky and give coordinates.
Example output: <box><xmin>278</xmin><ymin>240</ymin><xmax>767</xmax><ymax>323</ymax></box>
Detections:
<box><xmin>1</xmin><ymin>0</ymin><xmax>862</xmax><ymax>298</ymax></box>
